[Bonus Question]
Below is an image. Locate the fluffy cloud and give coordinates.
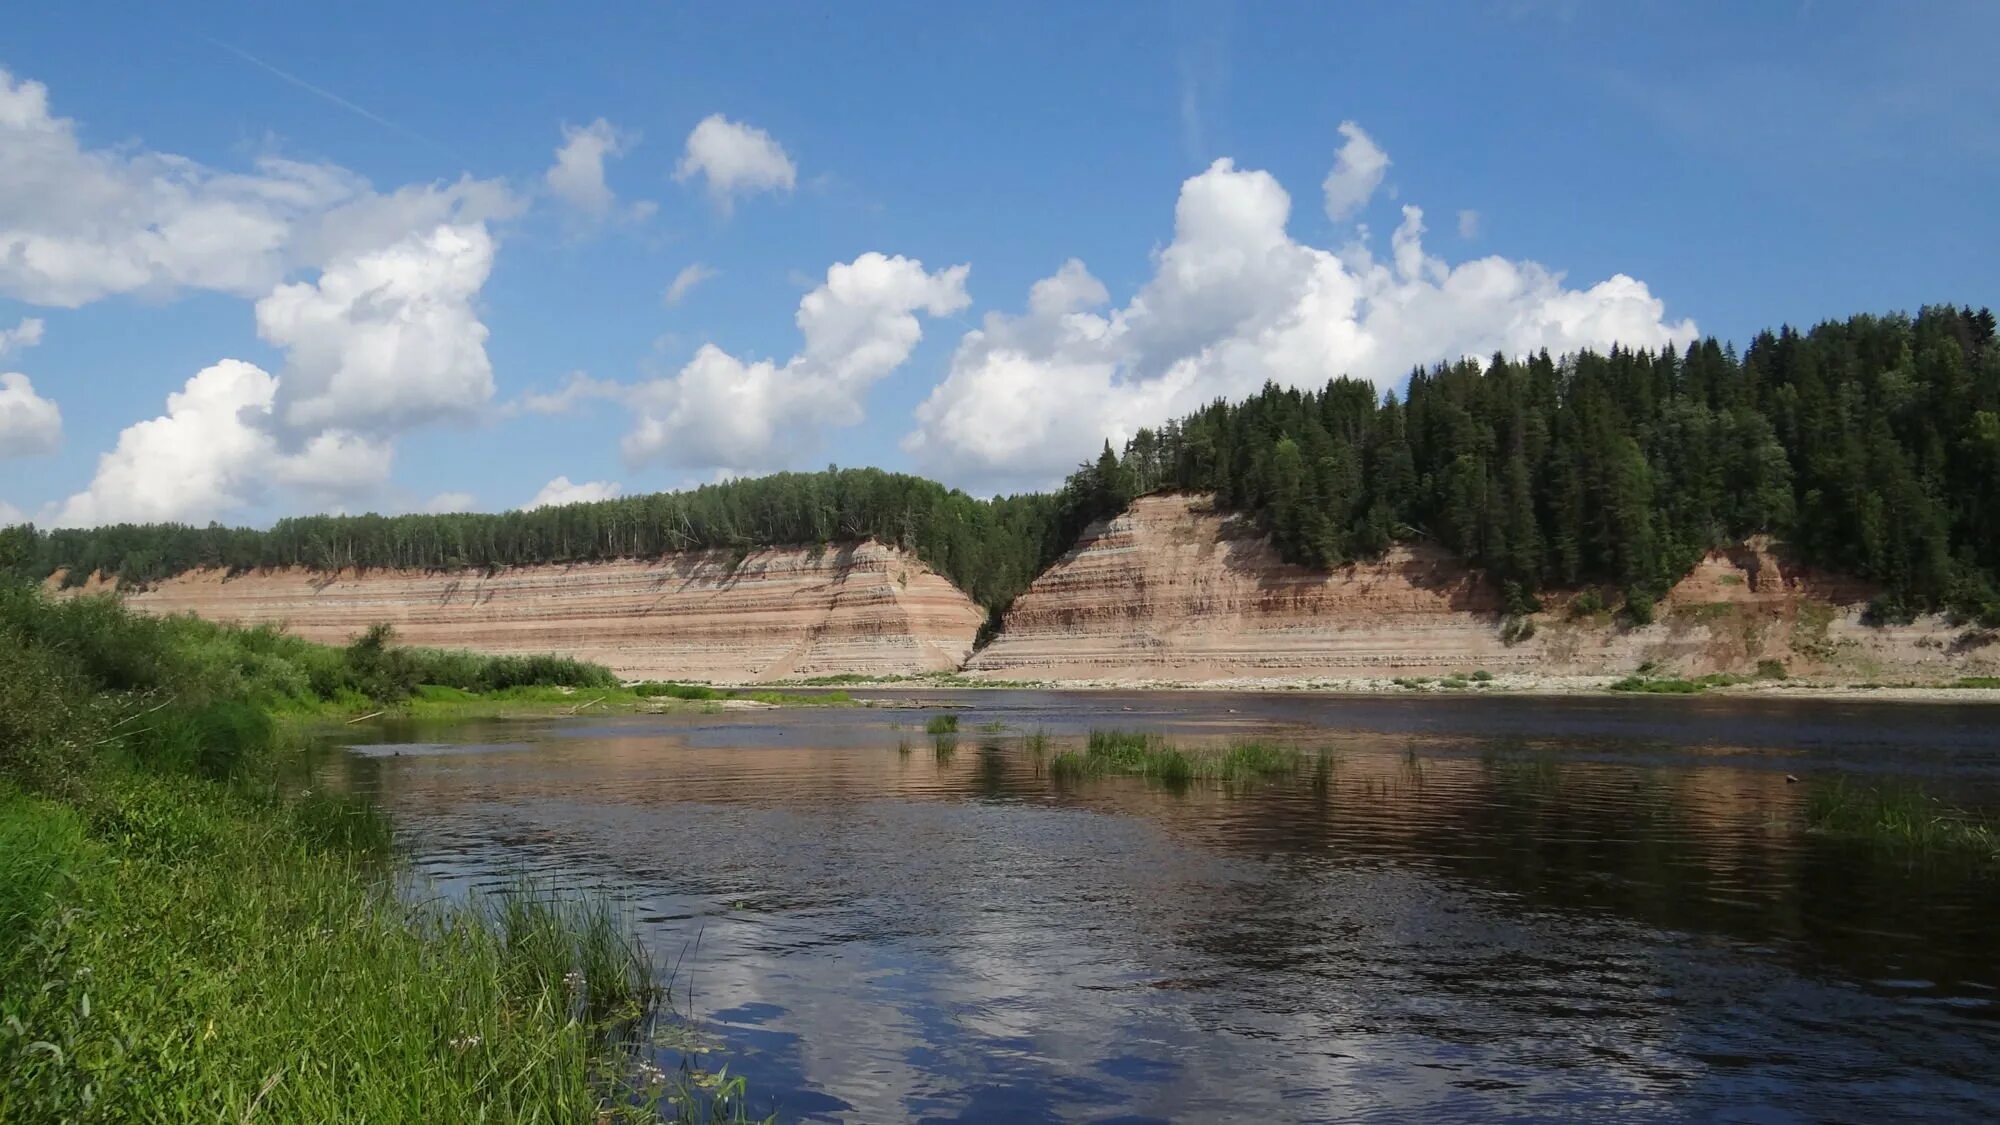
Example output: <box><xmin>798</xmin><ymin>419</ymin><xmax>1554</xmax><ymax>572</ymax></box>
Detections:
<box><xmin>419</xmin><ymin>491</ymin><xmax>475</xmax><ymax>513</ymax></box>
<box><xmin>674</xmin><ymin>114</ymin><xmax>796</xmax><ymax>212</ymax></box>
<box><xmin>0</xmin><ymin>372</ymin><xmax>61</xmax><ymax>457</ymax></box>
<box><xmin>258</xmin><ymin>223</ymin><xmax>497</xmax><ymax>438</ymax></box>
<box><xmin>0</xmin><ymin>316</ymin><xmax>44</xmax><ymax>356</ymax></box>
<box><xmin>545</xmin><ymin>118</ymin><xmax>650</xmax><ymax>222</ymax></box>
<box><xmin>54</xmin><ymin>359</ymin><xmax>392</xmax><ymax>526</ymax></box>
<box><xmin>0</xmin><ymin>67</ymin><xmax>348</xmax><ymax>306</ymax></box>
<box><xmin>663</xmin><ymin>262</ymin><xmax>716</xmax><ymax>306</ymax></box>
<box><xmin>1322</xmin><ymin>120</ymin><xmax>1389</xmax><ymax>222</ymax></box>
<box><xmin>3</xmin><ymin>64</ymin><xmax>520</xmax><ymax>523</ymax></box>
<box><xmin>905</xmin><ymin>144</ymin><xmax>1694</xmax><ymax>493</ymax></box>
<box><xmin>525</xmin><ymin>476</ymin><xmax>620</xmax><ymax>509</ymax></box>
<box><xmin>624</xmin><ymin>252</ymin><xmax>968</xmax><ymax>471</ymax></box>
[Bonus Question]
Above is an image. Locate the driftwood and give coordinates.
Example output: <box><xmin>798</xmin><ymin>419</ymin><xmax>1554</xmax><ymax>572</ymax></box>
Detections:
<box><xmin>563</xmin><ymin>696</ymin><xmax>608</xmax><ymax>715</ymax></box>
<box><xmin>344</xmin><ymin>710</ymin><xmax>385</xmax><ymax>724</ymax></box>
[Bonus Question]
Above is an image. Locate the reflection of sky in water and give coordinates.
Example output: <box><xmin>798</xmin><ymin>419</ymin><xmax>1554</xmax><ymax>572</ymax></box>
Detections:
<box><xmin>329</xmin><ymin>693</ymin><xmax>2000</xmax><ymax>1122</ymax></box>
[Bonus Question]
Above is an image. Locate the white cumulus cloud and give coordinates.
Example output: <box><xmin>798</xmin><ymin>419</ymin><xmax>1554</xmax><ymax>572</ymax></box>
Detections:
<box><xmin>0</xmin><ymin>317</ymin><xmax>45</xmax><ymax>357</ymax></box>
<box><xmin>674</xmin><ymin>114</ymin><xmax>796</xmax><ymax>213</ymax></box>
<box><xmin>54</xmin><ymin>359</ymin><xmax>393</xmax><ymax>526</ymax></box>
<box><xmin>545</xmin><ymin>118</ymin><xmax>650</xmax><ymax>222</ymax></box>
<box><xmin>525</xmin><ymin>476</ymin><xmax>621</xmax><ymax>509</ymax></box>
<box><xmin>258</xmin><ymin>223</ymin><xmax>497</xmax><ymax>438</ymax></box>
<box><xmin>420</xmin><ymin>491</ymin><xmax>476</xmax><ymax>513</ymax></box>
<box><xmin>663</xmin><ymin>262</ymin><xmax>716</xmax><ymax>306</ymax></box>
<box><xmin>0</xmin><ymin>372</ymin><xmax>62</xmax><ymax>457</ymax></box>
<box><xmin>905</xmin><ymin>151</ymin><xmax>1694</xmax><ymax>494</ymax></box>
<box><xmin>1322</xmin><ymin>120</ymin><xmax>1389</xmax><ymax>222</ymax></box>
<box><xmin>2</xmin><ymin>64</ymin><xmax>522</xmax><ymax>524</ymax></box>
<box><xmin>624</xmin><ymin>252</ymin><xmax>968</xmax><ymax>472</ymax></box>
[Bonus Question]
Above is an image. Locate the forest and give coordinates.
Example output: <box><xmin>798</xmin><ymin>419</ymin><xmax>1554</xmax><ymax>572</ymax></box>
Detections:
<box><xmin>9</xmin><ymin>305</ymin><xmax>1999</xmax><ymax>625</ymax></box>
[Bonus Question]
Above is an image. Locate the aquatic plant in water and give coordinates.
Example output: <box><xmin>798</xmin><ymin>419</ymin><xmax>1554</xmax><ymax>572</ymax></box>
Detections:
<box><xmin>1805</xmin><ymin>778</ymin><xmax>2000</xmax><ymax>863</ymax></box>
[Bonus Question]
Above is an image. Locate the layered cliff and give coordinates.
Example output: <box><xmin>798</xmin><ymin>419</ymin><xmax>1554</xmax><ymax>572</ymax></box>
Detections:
<box><xmin>78</xmin><ymin>542</ymin><xmax>984</xmax><ymax>683</ymax></box>
<box><xmin>966</xmin><ymin>493</ymin><xmax>1996</xmax><ymax>683</ymax></box>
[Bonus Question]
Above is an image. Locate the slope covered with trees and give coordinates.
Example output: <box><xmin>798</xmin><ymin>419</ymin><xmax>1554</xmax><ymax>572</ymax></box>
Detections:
<box><xmin>11</xmin><ymin>306</ymin><xmax>1998</xmax><ymax>625</ymax></box>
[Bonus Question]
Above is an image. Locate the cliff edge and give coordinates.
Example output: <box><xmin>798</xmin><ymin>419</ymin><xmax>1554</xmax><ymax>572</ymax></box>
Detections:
<box><xmin>966</xmin><ymin>493</ymin><xmax>1997</xmax><ymax>684</ymax></box>
<box><xmin>74</xmin><ymin>541</ymin><xmax>984</xmax><ymax>683</ymax></box>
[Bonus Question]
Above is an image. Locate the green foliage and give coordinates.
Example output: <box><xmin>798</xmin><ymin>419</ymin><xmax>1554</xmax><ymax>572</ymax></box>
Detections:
<box><xmin>0</xmin><ymin>584</ymin><xmax>758</xmax><ymax>1122</ymax></box>
<box><xmin>924</xmin><ymin>714</ymin><xmax>960</xmax><ymax>734</ymax></box>
<box><xmin>635</xmin><ymin>681</ymin><xmax>725</xmax><ymax>700</ymax></box>
<box><xmin>14</xmin><ymin>305</ymin><xmax>2000</xmax><ymax>622</ymax></box>
<box><xmin>1805</xmin><ymin>778</ymin><xmax>2000</xmax><ymax>863</ymax></box>
<box><xmin>1048</xmin><ymin>731</ymin><xmax>1307</xmax><ymax>785</ymax></box>
<box><xmin>1606</xmin><ymin>672</ymin><xmax>1748</xmax><ymax>694</ymax></box>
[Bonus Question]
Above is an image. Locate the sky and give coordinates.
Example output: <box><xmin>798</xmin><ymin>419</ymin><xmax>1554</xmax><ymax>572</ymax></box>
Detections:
<box><xmin>1</xmin><ymin>0</ymin><xmax>1995</xmax><ymax>527</ymax></box>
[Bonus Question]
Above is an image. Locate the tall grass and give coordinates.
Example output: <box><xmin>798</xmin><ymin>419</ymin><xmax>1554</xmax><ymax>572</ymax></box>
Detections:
<box><xmin>1805</xmin><ymin>778</ymin><xmax>2000</xmax><ymax>862</ymax></box>
<box><xmin>0</xmin><ymin>582</ymin><xmax>762</xmax><ymax>1120</ymax></box>
<box><xmin>924</xmin><ymin>714</ymin><xmax>960</xmax><ymax>735</ymax></box>
<box><xmin>1047</xmin><ymin>730</ymin><xmax>1308</xmax><ymax>785</ymax></box>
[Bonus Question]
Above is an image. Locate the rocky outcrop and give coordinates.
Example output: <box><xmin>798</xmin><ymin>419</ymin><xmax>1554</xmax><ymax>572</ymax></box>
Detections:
<box><xmin>967</xmin><ymin>493</ymin><xmax>1997</xmax><ymax>683</ymax></box>
<box><xmin>83</xmin><ymin>542</ymin><xmax>984</xmax><ymax>683</ymax></box>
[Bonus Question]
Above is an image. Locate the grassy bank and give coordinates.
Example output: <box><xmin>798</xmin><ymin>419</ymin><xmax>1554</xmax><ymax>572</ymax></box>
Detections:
<box><xmin>0</xmin><ymin>585</ymin><xmax>758</xmax><ymax>1120</ymax></box>
<box><xmin>1046</xmin><ymin>729</ymin><xmax>1322</xmax><ymax>785</ymax></box>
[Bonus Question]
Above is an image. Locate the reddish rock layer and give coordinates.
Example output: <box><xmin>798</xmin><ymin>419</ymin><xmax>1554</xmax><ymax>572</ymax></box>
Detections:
<box><xmin>85</xmin><ymin>542</ymin><xmax>983</xmax><ymax>683</ymax></box>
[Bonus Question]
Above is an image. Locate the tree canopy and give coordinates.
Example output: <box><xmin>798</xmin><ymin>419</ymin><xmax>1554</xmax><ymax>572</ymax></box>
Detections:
<box><xmin>12</xmin><ymin>305</ymin><xmax>1999</xmax><ymax>625</ymax></box>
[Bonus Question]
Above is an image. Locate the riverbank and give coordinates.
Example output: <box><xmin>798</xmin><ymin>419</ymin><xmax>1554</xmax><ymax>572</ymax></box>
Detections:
<box><xmin>0</xmin><ymin>586</ymin><xmax>761</xmax><ymax>1121</ymax></box>
<box><xmin>765</xmin><ymin>669</ymin><xmax>2000</xmax><ymax>704</ymax></box>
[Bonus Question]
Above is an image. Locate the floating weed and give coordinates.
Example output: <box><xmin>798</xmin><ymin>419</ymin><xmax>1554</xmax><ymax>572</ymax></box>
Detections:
<box><xmin>1047</xmin><ymin>730</ymin><xmax>1307</xmax><ymax>787</ymax></box>
<box><xmin>1805</xmin><ymin>778</ymin><xmax>2000</xmax><ymax>863</ymax></box>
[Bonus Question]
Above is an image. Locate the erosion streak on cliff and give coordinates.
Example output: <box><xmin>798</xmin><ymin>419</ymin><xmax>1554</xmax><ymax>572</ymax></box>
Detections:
<box><xmin>968</xmin><ymin>493</ymin><xmax>1997</xmax><ymax>683</ymax></box>
<box><xmin>88</xmin><ymin>542</ymin><xmax>984</xmax><ymax>683</ymax></box>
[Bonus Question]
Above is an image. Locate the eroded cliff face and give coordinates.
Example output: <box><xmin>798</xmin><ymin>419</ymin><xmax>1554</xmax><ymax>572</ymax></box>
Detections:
<box><xmin>966</xmin><ymin>493</ymin><xmax>1998</xmax><ymax>683</ymax></box>
<box><xmin>83</xmin><ymin>542</ymin><xmax>984</xmax><ymax>683</ymax></box>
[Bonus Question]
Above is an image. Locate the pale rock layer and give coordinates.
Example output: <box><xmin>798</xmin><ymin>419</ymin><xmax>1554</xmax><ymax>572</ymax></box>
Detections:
<box><xmin>85</xmin><ymin>542</ymin><xmax>984</xmax><ymax>683</ymax></box>
<box><xmin>967</xmin><ymin>493</ymin><xmax>1998</xmax><ymax>683</ymax></box>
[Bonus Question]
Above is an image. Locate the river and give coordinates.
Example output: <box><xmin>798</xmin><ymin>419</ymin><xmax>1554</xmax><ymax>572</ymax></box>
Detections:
<box><xmin>329</xmin><ymin>690</ymin><xmax>2000</xmax><ymax>1122</ymax></box>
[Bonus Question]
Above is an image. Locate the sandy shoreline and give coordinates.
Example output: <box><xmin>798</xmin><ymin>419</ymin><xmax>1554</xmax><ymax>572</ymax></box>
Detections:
<box><xmin>738</xmin><ymin>672</ymin><xmax>2000</xmax><ymax>704</ymax></box>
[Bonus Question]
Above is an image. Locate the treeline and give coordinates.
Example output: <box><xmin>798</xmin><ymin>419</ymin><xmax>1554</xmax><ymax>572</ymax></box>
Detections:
<box><xmin>1068</xmin><ymin>305</ymin><xmax>2000</xmax><ymax>621</ymax></box>
<box><xmin>10</xmin><ymin>306</ymin><xmax>1998</xmax><ymax>623</ymax></box>
<box><xmin>12</xmin><ymin>468</ymin><xmax>1068</xmax><ymax>615</ymax></box>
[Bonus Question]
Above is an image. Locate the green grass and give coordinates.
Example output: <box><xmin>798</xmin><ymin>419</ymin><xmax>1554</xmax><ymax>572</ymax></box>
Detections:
<box><xmin>1948</xmin><ymin>676</ymin><xmax>2000</xmax><ymax>689</ymax></box>
<box><xmin>924</xmin><ymin>714</ymin><xmax>960</xmax><ymax>735</ymax></box>
<box><xmin>1607</xmin><ymin>672</ymin><xmax>1751</xmax><ymax>694</ymax></box>
<box><xmin>1804</xmin><ymin>778</ymin><xmax>2000</xmax><ymax>863</ymax></box>
<box><xmin>0</xmin><ymin>583</ymin><xmax>764</xmax><ymax>1120</ymax></box>
<box><xmin>1046</xmin><ymin>730</ymin><xmax>1308</xmax><ymax>785</ymax></box>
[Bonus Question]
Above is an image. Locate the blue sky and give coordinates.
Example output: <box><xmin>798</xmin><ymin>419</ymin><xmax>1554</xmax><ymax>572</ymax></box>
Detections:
<box><xmin>1</xmin><ymin>1</ymin><xmax>1994</xmax><ymax>526</ymax></box>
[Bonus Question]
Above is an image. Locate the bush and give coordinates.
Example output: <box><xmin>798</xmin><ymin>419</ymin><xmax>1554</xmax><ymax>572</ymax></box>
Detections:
<box><xmin>1569</xmin><ymin>588</ymin><xmax>1605</xmax><ymax>618</ymax></box>
<box><xmin>1621</xmin><ymin>588</ymin><xmax>1656</xmax><ymax>627</ymax></box>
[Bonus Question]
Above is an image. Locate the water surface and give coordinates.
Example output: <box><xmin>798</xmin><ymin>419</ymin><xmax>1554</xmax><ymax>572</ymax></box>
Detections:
<box><xmin>331</xmin><ymin>691</ymin><xmax>2000</xmax><ymax>1122</ymax></box>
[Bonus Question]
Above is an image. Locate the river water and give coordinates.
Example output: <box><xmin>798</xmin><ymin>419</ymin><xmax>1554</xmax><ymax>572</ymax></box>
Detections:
<box><xmin>330</xmin><ymin>691</ymin><xmax>2000</xmax><ymax>1123</ymax></box>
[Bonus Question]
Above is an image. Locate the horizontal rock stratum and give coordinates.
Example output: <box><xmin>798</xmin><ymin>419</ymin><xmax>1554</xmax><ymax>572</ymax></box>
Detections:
<box><xmin>80</xmin><ymin>542</ymin><xmax>984</xmax><ymax>683</ymax></box>
<box><xmin>966</xmin><ymin>493</ymin><xmax>1996</xmax><ymax>683</ymax></box>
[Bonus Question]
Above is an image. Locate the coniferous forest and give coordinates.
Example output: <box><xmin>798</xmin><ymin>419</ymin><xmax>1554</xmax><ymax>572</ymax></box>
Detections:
<box><xmin>10</xmin><ymin>306</ymin><xmax>1999</xmax><ymax>625</ymax></box>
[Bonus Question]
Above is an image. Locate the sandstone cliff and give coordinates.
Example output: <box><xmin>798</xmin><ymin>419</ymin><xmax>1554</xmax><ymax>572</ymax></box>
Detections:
<box><xmin>83</xmin><ymin>541</ymin><xmax>984</xmax><ymax>683</ymax></box>
<box><xmin>966</xmin><ymin>493</ymin><xmax>1997</xmax><ymax>683</ymax></box>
